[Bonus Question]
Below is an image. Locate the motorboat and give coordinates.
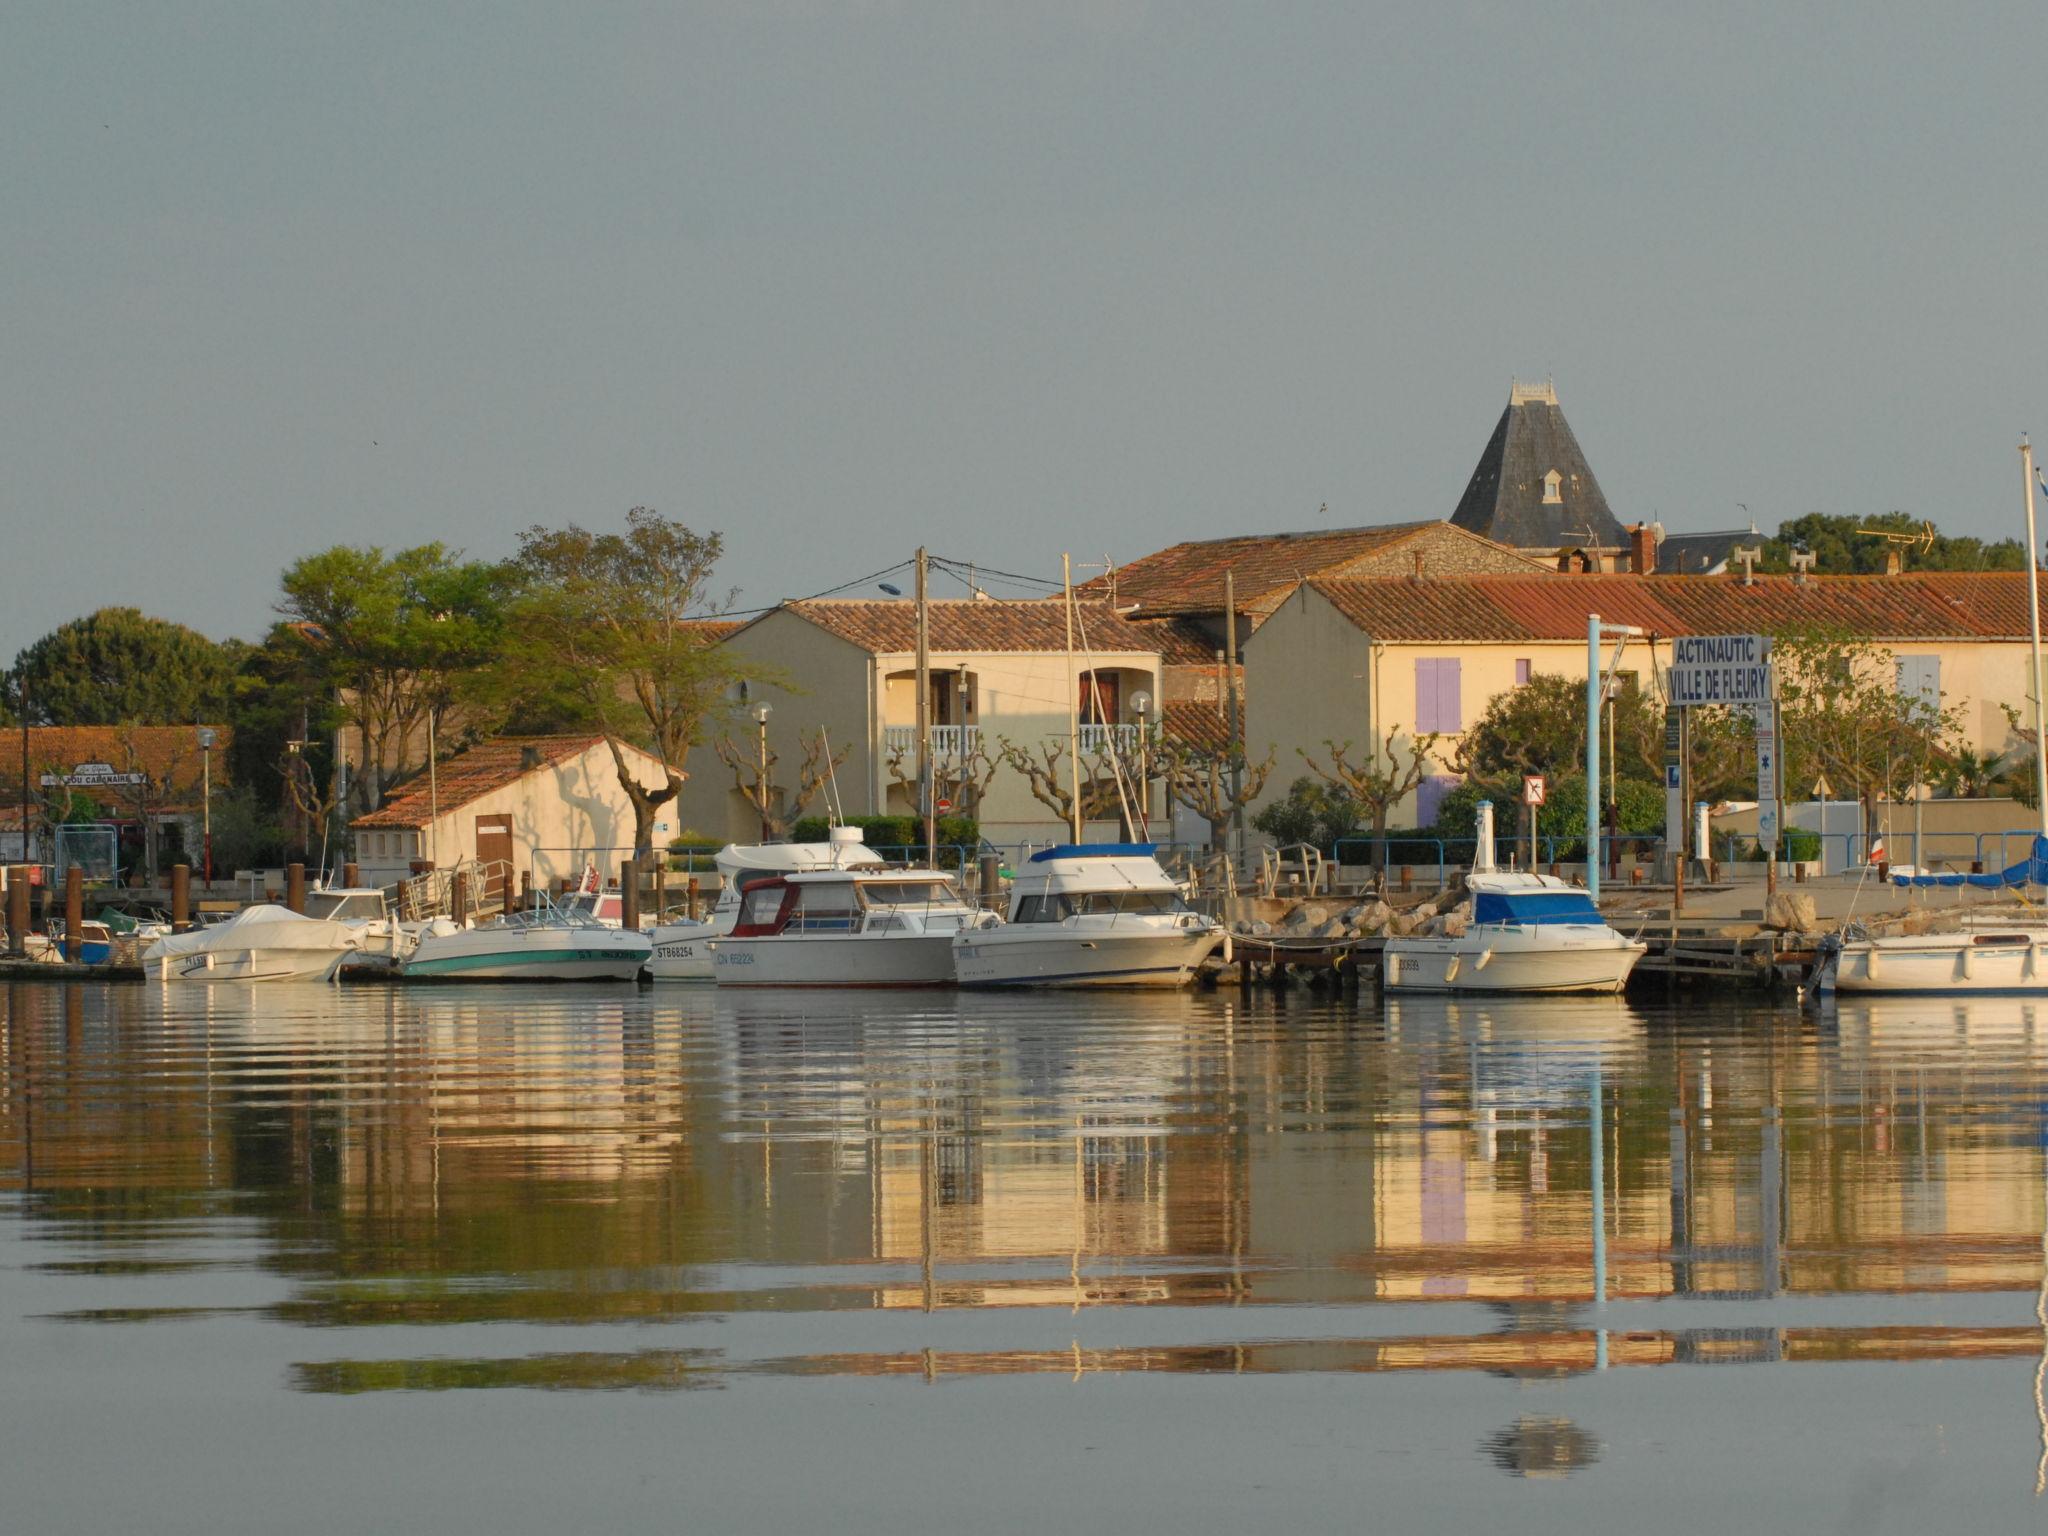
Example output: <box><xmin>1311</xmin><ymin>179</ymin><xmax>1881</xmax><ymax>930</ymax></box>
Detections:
<box><xmin>401</xmin><ymin>896</ymin><xmax>652</xmax><ymax>982</ymax></box>
<box><xmin>1823</xmin><ymin>908</ymin><xmax>2048</xmax><ymax>995</ymax></box>
<box><xmin>708</xmin><ymin>866</ymin><xmax>983</xmax><ymax>987</ymax></box>
<box><xmin>1383</xmin><ymin>871</ymin><xmax>1645</xmax><ymax>994</ymax></box>
<box><xmin>142</xmin><ymin>904</ymin><xmax>373</xmax><ymax>982</ymax></box>
<box><xmin>648</xmin><ymin>829</ymin><xmax>884</xmax><ymax>982</ymax></box>
<box><xmin>952</xmin><ymin>843</ymin><xmax>1224</xmax><ymax>988</ymax></box>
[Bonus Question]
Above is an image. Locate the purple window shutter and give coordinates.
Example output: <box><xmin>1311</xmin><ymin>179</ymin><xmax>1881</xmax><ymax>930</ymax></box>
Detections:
<box><xmin>1515</xmin><ymin>658</ymin><xmax>1531</xmax><ymax>686</ymax></box>
<box><xmin>1438</xmin><ymin>658</ymin><xmax>1462</xmax><ymax>733</ymax></box>
<box><xmin>1416</xmin><ymin>774</ymin><xmax>1458</xmax><ymax>828</ymax></box>
<box><xmin>1414</xmin><ymin>659</ymin><xmax>1438</xmax><ymax>734</ymax></box>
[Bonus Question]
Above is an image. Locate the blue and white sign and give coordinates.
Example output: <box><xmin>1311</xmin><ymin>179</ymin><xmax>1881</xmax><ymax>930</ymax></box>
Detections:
<box><xmin>1668</xmin><ymin>634</ymin><xmax>1775</xmax><ymax>707</ymax></box>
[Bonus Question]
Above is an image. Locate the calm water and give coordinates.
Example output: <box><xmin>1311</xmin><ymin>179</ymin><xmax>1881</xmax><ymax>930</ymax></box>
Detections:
<box><xmin>6</xmin><ymin>980</ymin><xmax>2048</xmax><ymax>1532</ymax></box>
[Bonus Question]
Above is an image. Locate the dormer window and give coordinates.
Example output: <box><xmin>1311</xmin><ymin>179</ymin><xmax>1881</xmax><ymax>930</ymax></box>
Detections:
<box><xmin>1542</xmin><ymin>469</ymin><xmax>1563</xmax><ymax>505</ymax></box>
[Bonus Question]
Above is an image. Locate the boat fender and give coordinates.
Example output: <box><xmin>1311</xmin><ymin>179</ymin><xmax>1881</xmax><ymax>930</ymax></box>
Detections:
<box><xmin>1222</xmin><ymin>933</ymin><xmax>1233</xmax><ymax>964</ymax></box>
<box><xmin>1443</xmin><ymin>956</ymin><xmax>1460</xmax><ymax>982</ymax></box>
<box><xmin>1474</xmin><ymin>948</ymin><xmax>1494</xmax><ymax>971</ymax></box>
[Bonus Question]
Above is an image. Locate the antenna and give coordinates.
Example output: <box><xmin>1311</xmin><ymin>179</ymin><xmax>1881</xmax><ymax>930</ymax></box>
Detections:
<box><xmin>820</xmin><ymin>726</ymin><xmax>845</xmax><ymax>827</ymax></box>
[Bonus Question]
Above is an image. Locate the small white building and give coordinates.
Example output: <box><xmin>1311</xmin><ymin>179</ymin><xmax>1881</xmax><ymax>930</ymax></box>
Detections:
<box><xmin>349</xmin><ymin>734</ymin><xmax>676</xmax><ymax>890</ymax></box>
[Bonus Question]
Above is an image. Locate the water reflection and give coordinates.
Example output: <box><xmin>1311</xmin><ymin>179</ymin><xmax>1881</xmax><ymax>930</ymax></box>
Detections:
<box><xmin>5</xmin><ymin>981</ymin><xmax>2048</xmax><ymax>1398</ymax></box>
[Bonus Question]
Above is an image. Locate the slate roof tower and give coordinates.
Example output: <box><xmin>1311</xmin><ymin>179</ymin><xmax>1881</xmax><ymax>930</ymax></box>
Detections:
<box><xmin>1449</xmin><ymin>380</ymin><xmax>1626</xmax><ymax>549</ymax></box>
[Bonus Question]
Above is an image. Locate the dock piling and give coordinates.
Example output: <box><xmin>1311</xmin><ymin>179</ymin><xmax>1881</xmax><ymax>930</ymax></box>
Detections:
<box><xmin>64</xmin><ymin>866</ymin><xmax>82</xmax><ymax>960</ymax></box>
<box><xmin>621</xmin><ymin>859</ymin><xmax>640</xmax><ymax>930</ymax></box>
<box><xmin>286</xmin><ymin>862</ymin><xmax>306</xmax><ymax>914</ymax></box>
<box><xmin>171</xmin><ymin>864</ymin><xmax>191</xmax><ymax>931</ymax></box>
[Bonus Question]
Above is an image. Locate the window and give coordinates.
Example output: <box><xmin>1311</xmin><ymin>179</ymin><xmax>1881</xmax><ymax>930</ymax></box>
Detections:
<box><xmin>1013</xmin><ymin>895</ymin><xmax>1060</xmax><ymax>924</ymax></box>
<box><xmin>740</xmin><ymin>884</ymin><xmax>786</xmax><ymax>927</ymax></box>
<box><xmin>1897</xmin><ymin>656</ymin><xmax>1941</xmax><ymax>714</ymax></box>
<box><xmin>1078</xmin><ymin>671</ymin><xmax>1120</xmax><ymax>726</ymax></box>
<box><xmin>1514</xmin><ymin>658</ymin><xmax>1532</xmax><ymax>686</ymax></box>
<box><xmin>789</xmin><ymin>885</ymin><xmax>859</xmax><ymax>931</ymax></box>
<box><xmin>1542</xmin><ymin>470</ymin><xmax>1563</xmax><ymax>504</ymax></box>
<box><xmin>1414</xmin><ymin>658</ymin><xmax>1462</xmax><ymax>734</ymax></box>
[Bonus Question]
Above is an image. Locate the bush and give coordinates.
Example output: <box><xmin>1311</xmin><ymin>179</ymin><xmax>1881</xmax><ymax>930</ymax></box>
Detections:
<box><xmin>1741</xmin><ymin>826</ymin><xmax>1821</xmax><ymax>862</ymax></box>
<box><xmin>1251</xmin><ymin>776</ymin><xmax>1363</xmax><ymax>853</ymax></box>
<box><xmin>787</xmin><ymin>814</ymin><xmax>981</xmax><ymax>850</ymax></box>
<box><xmin>1433</xmin><ymin>774</ymin><xmax>1665</xmax><ymax>861</ymax></box>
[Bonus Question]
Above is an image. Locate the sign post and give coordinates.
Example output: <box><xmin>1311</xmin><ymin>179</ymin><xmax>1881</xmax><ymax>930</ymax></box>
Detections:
<box><xmin>1666</xmin><ymin>634</ymin><xmax>1777</xmax><ymax>896</ymax></box>
<box><xmin>1524</xmin><ymin>773</ymin><xmax>1546</xmax><ymax>869</ymax></box>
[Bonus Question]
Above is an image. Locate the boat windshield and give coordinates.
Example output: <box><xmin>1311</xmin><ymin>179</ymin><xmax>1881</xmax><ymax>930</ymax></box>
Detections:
<box><xmin>1474</xmin><ymin>891</ymin><xmax>1605</xmax><ymax>926</ymax></box>
<box><xmin>1016</xmin><ymin>889</ymin><xmax>1187</xmax><ymax>922</ymax></box>
<box><xmin>858</xmin><ymin>881</ymin><xmax>970</xmax><ymax>912</ymax></box>
<box><xmin>305</xmin><ymin>892</ymin><xmax>386</xmax><ymax>923</ymax></box>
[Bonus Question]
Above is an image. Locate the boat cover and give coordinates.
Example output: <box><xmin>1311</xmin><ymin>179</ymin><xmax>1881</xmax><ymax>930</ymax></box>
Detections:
<box><xmin>1029</xmin><ymin>843</ymin><xmax>1158</xmax><ymax>862</ymax></box>
<box><xmin>142</xmin><ymin>904</ymin><xmax>361</xmax><ymax>961</ymax></box>
<box><xmin>1474</xmin><ymin>891</ymin><xmax>1606</xmax><ymax>926</ymax></box>
<box><xmin>1890</xmin><ymin>835</ymin><xmax>2048</xmax><ymax>889</ymax></box>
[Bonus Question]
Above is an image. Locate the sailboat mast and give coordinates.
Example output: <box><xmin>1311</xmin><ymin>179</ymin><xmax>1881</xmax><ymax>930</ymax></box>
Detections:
<box><xmin>915</xmin><ymin>546</ymin><xmax>934</xmax><ymax>867</ymax></box>
<box><xmin>1063</xmin><ymin>552</ymin><xmax>1081</xmax><ymax>842</ymax></box>
<box><xmin>2024</xmin><ymin>438</ymin><xmax>2048</xmax><ymax>839</ymax></box>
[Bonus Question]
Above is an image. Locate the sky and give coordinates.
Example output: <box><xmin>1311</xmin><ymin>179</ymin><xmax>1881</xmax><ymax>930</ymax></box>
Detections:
<box><xmin>6</xmin><ymin>0</ymin><xmax>2047</xmax><ymax>659</ymax></box>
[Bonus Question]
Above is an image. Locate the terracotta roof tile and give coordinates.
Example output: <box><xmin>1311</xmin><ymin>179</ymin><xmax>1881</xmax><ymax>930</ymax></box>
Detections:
<box><xmin>352</xmin><ymin>734</ymin><xmax>615</xmax><ymax>830</ymax></box>
<box><xmin>1161</xmin><ymin>702</ymin><xmax>1231</xmax><ymax>752</ymax></box>
<box><xmin>1306</xmin><ymin>572</ymin><xmax>2041</xmax><ymax>643</ymax></box>
<box><xmin>779</xmin><ymin>599</ymin><xmax>1159</xmax><ymax>655</ymax></box>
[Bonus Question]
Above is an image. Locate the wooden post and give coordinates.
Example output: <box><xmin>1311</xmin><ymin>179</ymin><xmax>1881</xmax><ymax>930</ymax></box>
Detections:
<box><xmin>621</xmin><ymin>858</ymin><xmax>640</xmax><ymax>930</ymax></box>
<box><xmin>342</xmin><ymin>861</ymin><xmax>360</xmax><ymax>889</ymax></box>
<box><xmin>286</xmin><ymin>862</ymin><xmax>307</xmax><ymax>914</ymax></box>
<box><xmin>520</xmin><ymin>869</ymin><xmax>533</xmax><ymax>908</ymax></box>
<box><xmin>653</xmin><ymin>855</ymin><xmax>667</xmax><ymax>923</ymax></box>
<box><xmin>686</xmin><ymin>875</ymin><xmax>701</xmax><ymax>921</ymax></box>
<box><xmin>979</xmin><ymin>853</ymin><xmax>1001</xmax><ymax>910</ymax></box>
<box><xmin>64</xmin><ymin>866</ymin><xmax>83</xmax><ymax>962</ymax></box>
<box><xmin>451</xmin><ymin>869</ymin><xmax>469</xmax><ymax>925</ymax></box>
<box><xmin>171</xmin><ymin>864</ymin><xmax>191</xmax><ymax>931</ymax></box>
<box><xmin>6</xmin><ymin>867</ymin><xmax>29</xmax><ymax>954</ymax></box>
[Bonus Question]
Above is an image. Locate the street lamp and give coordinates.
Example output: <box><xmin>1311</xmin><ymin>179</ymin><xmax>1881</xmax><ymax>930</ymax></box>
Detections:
<box><xmin>1130</xmin><ymin>689</ymin><xmax>1152</xmax><ymax>833</ymax></box>
<box><xmin>754</xmin><ymin>702</ymin><xmax>773</xmax><ymax>840</ymax></box>
<box><xmin>196</xmin><ymin>727</ymin><xmax>217</xmax><ymax>888</ymax></box>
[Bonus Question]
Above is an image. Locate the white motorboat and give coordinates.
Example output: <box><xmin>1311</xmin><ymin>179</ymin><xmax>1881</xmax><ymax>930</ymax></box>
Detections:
<box><xmin>402</xmin><ymin>898</ymin><xmax>652</xmax><ymax>982</ymax></box>
<box><xmin>143</xmin><ymin>904</ymin><xmax>372</xmax><ymax>982</ymax></box>
<box><xmin>1825</xmin><ymin>908</ymin><xmax>2048</xmax><ymax>994</ymax></box>
<box><xmin>648</xmin><ymin>829</ymin><xmax>884</xmax><ymax>982</ymax></box>
<box><xmin>1383</xmin><ymin>871</ymin><xmax>1645</xmax><ymax>994</ymax></box>
<box><xmin>953</xmin><ymin>843</ymin><xmax>1224</xmax><ymax>988</ymax></box>
<box><xmin>709</xmin><ymin>867</ymin><xmax>983</xmax><ymax>987</ymax></box>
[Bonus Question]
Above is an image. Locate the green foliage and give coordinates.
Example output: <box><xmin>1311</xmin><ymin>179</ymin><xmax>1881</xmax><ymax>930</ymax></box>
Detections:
<box><xmin>8</xmin><ymin>607</ymin><xmax>235</xmax><ymax>725</ymax></box>
<box><xmin>1453</xmin><ymin>671</ymin><xmax>1663</xmax><ymax>782</ymax></box>
<box><xmin>1739</xmin><ymin>826</ymin><xmax>1821</xmax><ymax>862</ymax></box>
<box><xmin>1759</xmin><ymin>512</ymin><xmax>2027</xmax><ymax>575</ymax></box>
<box><xmin>788</xmin><ymin>814</ymin><xmax>981</xmax><ymax>850</ymax></box>
<box><xmin>207</xmin><ymin>786</ymin><xmax>288</xmax><ymax>872</ymax></box>
<box><xmin>1251</xmin><ymin>776</ymin><xmax>1363</xmax><ymax>852</ymax></box>
<box><xmin>1433</xmin><ymin>774</ymin><xmax>1665</xmax><ymax>859</ymax></box>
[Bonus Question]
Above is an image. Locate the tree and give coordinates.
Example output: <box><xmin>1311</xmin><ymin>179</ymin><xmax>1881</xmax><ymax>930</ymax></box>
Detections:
<box><xmin>1452</xmin><ymin>672</ymin><xmax>1662</xmax><ymax>782</ymax></box>
<box><xmin>1156</xmin><ymin>739</ymin><xmax>1275</xmax><ymax>852</ymax></box>
<box><xmin>885</xmin><ymin>737</ymin><xmax>1002</xmax><ymax>821</ymax></box>
<box><xmin>1298</xmin><ymin>728</ymin><xmax>1440</xmax><ymax>862</ymax></box>
<box><xmin>1251</xmin><ymin>777</ymin><xmax>1363</xmax><ymax>853</ymax></box>
<box><xmin>1759</xmin><ymin>512</ymin><xmax>2026</xmax><ymax>574</ymax></box>
<box><xmin>1773</xmin><ymin>629</ymin><xmax>1963</xmax><ymax>845</ymax></box>
<box><xmin>714</xmin><ymin>731</ymin><xmax>849</xmax><ymax>839</ymax></box>
<box><xmin>276</xmin><ymin>544</ymin><xmax>508</xmax><ymax>813</ymax></box>
<box><xmin>9</xmin><ymin>607</ymin><xmax>235</xmax><ymax>725</ymax></box>
<box><xmin>1932</xmin><ymin>746</ymin><xmax>2010</xmax><ymax>799</ymax></box>
<box><xmin>996</xmin><ymin>737</ymin><xmax>1129</xmax><ymax>831</ymax></box>
<box><xmin>497</xmin><ymin>510</ymin><xmax>744</xmax><ymax>856</ymax></box>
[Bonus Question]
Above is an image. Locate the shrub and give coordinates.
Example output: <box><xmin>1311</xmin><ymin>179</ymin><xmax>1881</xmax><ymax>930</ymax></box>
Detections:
<box><xmin>788</xmin><ymin>814</ymin><xmax>981</xmax><ymax>851</ymax></box>
<box><xmin>1251</xmin><ymin>776</ymin><xmax>1363</xmax><ymax>853</ymax></box>
<box><xmin>1434</xmin><ymin>774</ymin><xmax>1665</xmax><ymax>861</ymax></box>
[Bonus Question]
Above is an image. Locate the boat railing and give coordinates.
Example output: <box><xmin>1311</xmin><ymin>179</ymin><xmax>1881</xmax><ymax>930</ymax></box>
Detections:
<box><xmin>390</xmin><ymin>858</ymin><xmax>515</xmax><ymax>923</ymax></box>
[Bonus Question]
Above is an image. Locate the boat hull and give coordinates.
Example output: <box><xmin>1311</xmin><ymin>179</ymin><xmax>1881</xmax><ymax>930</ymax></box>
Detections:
<box><xmin>1383</xmin><ymin>928</ymin><xmax>1644</xmax><ymax>994</ymax></box>
<box><xmin>953</xmin><ymin>926</ymin><xmax>1222</xmax><ymax>988</ymax></box>
<box><xmin>646</xmin><ymin>920</ymin><xmax>724</xmax><ymax>982</ymax></box>
<box><xmin>1832</xmin><ymin>931</ymin><xmax>2048</xmax><ymax>994</ymax></box>
<box><xmin>711</xmin><ymin>933</ymin><xmax>957</xmax><ymax>987</ymax></box>
<box><xmin>403</xmin><ymin>928</ymin><xmax>652</xmax><ymax>982</ymax></box>
<box><xmin>155</xmin><ymin>947</ymin><xmax>354</xmax><ymax>983</ymax></box>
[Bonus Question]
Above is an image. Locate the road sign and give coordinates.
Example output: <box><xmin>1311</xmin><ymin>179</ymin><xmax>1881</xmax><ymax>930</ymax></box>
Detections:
<box><xmin>1523</xmin><ymin>774</ymin><xmax>1547</xmax><ymax>807</ymax></box>
<box><xmin>1667</xmin><ymin>634</ymin><xmax>1775</xmax><ymax>707</ymax></box>
<box><xmin>936</xmin><ymin>797</ymin><xmax>953</xmax><ymax>812</ymax></box>
<box><xmin>39</xmin><ymin>761</ymin><xmax>147</xmax><ymax>789</ymax></box>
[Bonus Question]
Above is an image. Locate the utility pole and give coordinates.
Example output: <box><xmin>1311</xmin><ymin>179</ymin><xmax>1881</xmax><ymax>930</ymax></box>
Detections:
<box><xmin>1062</xmin><ymin>553</ymin><xmax>1081</xmax><ymax>842</ymax></box>
<box><xmin>1224</xmin><ymin>570</ymin><xmax>1242</xmax><ymax>870</ymax></box>
<box><xmin>2023</xmin><ymin>438</ymin><xmax>2048</xmax><ymax>840</ymax></box>
<box><xmin>915</xmin><ymin>546</ymin><xmax>935</xmax><ymax>866</ymax></box>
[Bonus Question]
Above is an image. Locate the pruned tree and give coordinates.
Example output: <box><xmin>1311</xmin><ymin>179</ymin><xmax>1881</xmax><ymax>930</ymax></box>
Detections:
<box><xmin>279</xmin><ymin>740</ymin><xmax>347</xmax><ymax>868</ymax></box>
<box><xmin>997</xmin><ymin>737</ymin><xmax>1127</xmax><ymax>831</ymax></box>
<box><xmin>885</xmin><ymin>737</ymin><xmax>1002</xmax><ymax>818</ymax></box>
<box><xmin>495</xmin><ymin>510</ymin><xmax>747</xmax><ymax>856</ymax></box>
<box><xmin>1156</xmin><ymin>739</ymin><xmax>1275</xmax><ymax>852</ymax></box>
<box><xmin>715</xmin><ymin>731</ymin><xmax>848</xmax><ymax>839</ymax></box>
<box><xmin>1299</xmin><ymin>728</ymin><xmax>1439</xmax><ymax>862</ymax></box>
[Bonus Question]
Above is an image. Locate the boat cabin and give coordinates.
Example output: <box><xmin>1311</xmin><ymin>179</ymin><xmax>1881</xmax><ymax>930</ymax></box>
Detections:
<box><xmin>1006</xmin><ymin>843</ymin><xmax>1192</xmax><ymax>923</ymax></box>
<box><xmin>730</xmin><ymin>871</ymin><xmax>974</xmax><ymax>938</ymax></box>
<box><xmin>304</xmin><ymin>889</ymin><xmax>389</xmax><ymax>924</ymax></box>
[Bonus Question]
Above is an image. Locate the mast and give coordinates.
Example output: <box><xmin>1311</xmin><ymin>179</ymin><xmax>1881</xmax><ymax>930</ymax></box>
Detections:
<box><xmin>2023</xmin><ymin>438</ymin><xmax>2048</xmax><ymax>840</ymax></box>
<box><xmin>915</xmin><ymin>546</ymin><xmax>934</xmax><ymax>867</ymax></box>
<box><xmin>1063</xmin><ymin>553</ymin><xmax>1081</xmax><ymax>842</ymax></box>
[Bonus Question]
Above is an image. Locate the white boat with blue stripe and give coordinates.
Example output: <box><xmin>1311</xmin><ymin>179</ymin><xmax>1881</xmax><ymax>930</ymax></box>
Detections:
<box><xmin>1383</xmin><ymin>871</ymin><xmax>1644</xmax><ymax>994</ymax></box>
<box><xmin>953</xmin><ymin>843</ymin><xmax>1224</xmax><ymax>989</ymax></box>
<box><xmin>402</xmin><ymin>896</ymin><xmax>652</xmax><ymax>982</ymax></box>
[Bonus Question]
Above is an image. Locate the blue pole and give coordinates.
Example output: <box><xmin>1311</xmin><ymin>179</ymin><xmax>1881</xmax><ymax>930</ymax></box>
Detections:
<box><xmin>1587</xmin><ymin>612</ymin><xmax>1602</xmax><ymax>900</ymax></box>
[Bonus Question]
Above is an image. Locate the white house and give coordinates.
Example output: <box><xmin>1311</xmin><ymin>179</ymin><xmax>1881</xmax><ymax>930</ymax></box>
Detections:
<box><xmin>349</xmin><ymin>734</ymin><xmax>676</xmax><ymax>890</ymax></box>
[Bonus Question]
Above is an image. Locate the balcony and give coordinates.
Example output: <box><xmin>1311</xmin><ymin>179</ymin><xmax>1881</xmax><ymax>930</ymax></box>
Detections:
<box><xmin>1078</xmin><ymin>723</ymin><xmax>1142</xmax><ymax>756</ymax></box>
<box><xmin>883</xmin><ymin>724</ymin><xmax>981</xmax><ymax>757</ymax></box>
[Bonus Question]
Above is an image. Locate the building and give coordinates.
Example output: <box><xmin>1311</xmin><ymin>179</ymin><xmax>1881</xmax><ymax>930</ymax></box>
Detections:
<box><xmin>0</xmin><ymin>724</ymin><xmax>228</xmax><ymax>876</ymax></box>
<box><xmin>667</xmin><ymin>598</ymin><xmax>1166</xmax><ymax>847</ymax></box>
<box><xmin>348</xmin><ymin>733</ymin><xmax>675</xmax><ymax>888</ymax></box>
<box><xmin>1244</xmin><ymin>570</ymin><xmax>2038</xmax><ymax>829</ymax></box>
<box><xmin>1449</xmin><ymin>379</ymin><xmax>1628</xmax><ymax>555</ymax></box>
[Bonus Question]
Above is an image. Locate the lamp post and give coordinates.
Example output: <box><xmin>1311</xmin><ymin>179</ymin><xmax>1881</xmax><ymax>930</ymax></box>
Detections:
<box><xmin>197</xmin><ymin>727</ymin><xmax>217</xmax><ymax>889</ymax></box>
<box><xmin>754</xmin><ymin>702</ymin><xmax>773</xmax><ymax>840</ymax></box>
<box><xmin>1131</xmin><ymin>689</ymin><xmax>1152</xmax><ymax>835</ymax></box>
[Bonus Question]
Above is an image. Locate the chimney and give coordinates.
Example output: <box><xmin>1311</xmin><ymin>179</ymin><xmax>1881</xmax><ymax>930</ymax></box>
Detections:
<box><xmin>1411</xmin><ymin>550</ymin><xmax>1425</xmax><ymax>584</ymax></box>
<box><xmin>520</xmin><ymin>746</ymin><xmax>542</xmax><ymax>771</ymax></box>
<box><xmin>1627</xmin><ymin>522</ymin><xmax>1658</xmax><ymax>575</ymax></box>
